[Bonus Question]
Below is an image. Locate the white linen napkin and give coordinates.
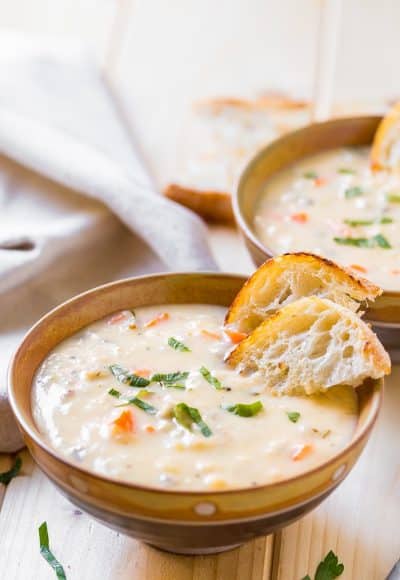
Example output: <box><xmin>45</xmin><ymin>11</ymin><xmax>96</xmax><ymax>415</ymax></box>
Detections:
<box><xmin>0</xmin><ymin>33</ymin><xmax>217</xmax><ymax>452</ymax></box>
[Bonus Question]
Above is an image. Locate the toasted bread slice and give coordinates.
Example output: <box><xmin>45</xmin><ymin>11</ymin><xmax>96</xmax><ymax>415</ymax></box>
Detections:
<box><xmin>227</xmin><ymin>296</ymin><xmax>390</xmax><ymax>395</ymax></box>
<box><xmin>164</xmin><ymin>95</ymin><xmax>311</xmax><ymax>223</ymax></box>
<box><xmin>370</xmin><ymin>101</ymin><xmax>400</xmax><ymax>171</ymax></box>
<box><xmin>225</xmin><ymin>253</ymin><xmax>381</xmax><ymax>333</ymax></box>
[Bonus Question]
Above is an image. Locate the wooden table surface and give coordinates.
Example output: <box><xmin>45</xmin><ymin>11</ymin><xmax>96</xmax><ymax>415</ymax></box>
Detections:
<box><xmin>0</xmin><ymin>227</ymin><xmax>399</xmax><ymax>579</ymax></box>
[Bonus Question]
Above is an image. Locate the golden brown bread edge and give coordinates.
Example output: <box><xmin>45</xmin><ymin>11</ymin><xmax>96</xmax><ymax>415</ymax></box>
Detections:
<box><xmin>164</xmin><ymin>184</ymin><xmax>233</xmax><ymax>223</ymax></box>
<box><xmin>225</xmin><ymin>252</ymin><xmax>382</xmax><ymax>332</ymax></box>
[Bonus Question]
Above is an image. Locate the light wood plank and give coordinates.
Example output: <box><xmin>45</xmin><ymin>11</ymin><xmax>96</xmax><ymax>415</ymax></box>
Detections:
<box><xmin>0</xmin><ymin>451</ymin><xmax>273</xmax><ymax>579</ymax></box>
<box><xmin>274</xmin><ymin>366</ymin><xmax>400</xmax><ymax>580</ymax></box>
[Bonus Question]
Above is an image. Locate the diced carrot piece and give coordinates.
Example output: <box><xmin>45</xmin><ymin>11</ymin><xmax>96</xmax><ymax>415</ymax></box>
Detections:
<box><xmin>290</xmin><ymin>212</ymin><xmax>309</xmax><ymax>224</ymax></box>
<box><xmin>144</xmin><ymin>312</ymin><xmax>170</xmax><ymax>328</ymax></box>
<box><xmin>112</xmin><ymin>410</ymin><xmax>134</xmax><ymax>434</ymax></box>
<box><xmin>224</xmin><ymin>329</ymin><xmax>248</xmax><ymax>344</ymax></box>
<box><xmin>314</xmin><ymin>177</ymin><xmax>327</xmax><ymax>187</ymax></box>
<box><xmin>134</xmin><ymin>368</ymin><xmax>151</xmax><ymax>378</ymax></box>
<box><xmin>145</xmin><ymin>425</ymin><xmax>156</xmax><ymax>433</ymax></box>
<box><xmin>350</xmin><ymin>264</ymin><xmax>368</xmax><ymax>274</ymax></box>
<box><xmin>108</xmin><ymin>311</ymin><xmax>128</xmax><ymax>325</ymax></box>
<box><xmin>291</xmin><ymin>443</ymin><xmax>313</xmax><ymax>461</ymax></box>
<box><xmin>201</xmin><ymin>329</ymin><xmax>221</xmax><ymax>340</ymax></box>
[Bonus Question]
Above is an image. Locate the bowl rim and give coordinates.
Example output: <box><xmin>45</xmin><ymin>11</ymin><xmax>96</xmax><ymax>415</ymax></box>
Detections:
<box><xmin>8</xmin><ymin>271</ymin><xmax>383</xmax><ymax>498</ymax></box>
<box><xmin>233</xmin><ymin>114</ymin><xmax>400</xmax><ymax>302</ymax></box>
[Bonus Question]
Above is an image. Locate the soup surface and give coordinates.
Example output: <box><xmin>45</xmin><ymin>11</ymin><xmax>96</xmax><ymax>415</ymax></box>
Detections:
<box><xmin>254</xmin><ymin>147</ymin><xmax>400</xmax><ymax>290</ymax></box>
<box><xmin>32</xmin><ymin>304</ymin><xmax>358</xmax><ymax>490</ymax></box>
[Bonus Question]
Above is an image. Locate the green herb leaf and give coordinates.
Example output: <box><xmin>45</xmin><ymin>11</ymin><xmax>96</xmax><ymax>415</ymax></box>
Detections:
<box><xmin>344</xmin><ymin>216</ymin><xmax>393</xmax><ymax>226</ymax></box>
<box><xmin>333</xmin><ymin>234</ymin><xmax>392</xmax><ymax>249</ymax></box>
<box><xmin>303</xmin><ymin>171</ymin><xmax>317</xmax><ymax>179</ymax></box>
<box><xmin>38</xmin><ymin>522</ymin><xmax>67</xmax><ymax>580</ymax></box>
<box><xmin>151</xmin><ymin>371</ymin><xmax>189</xmax><ymax>384</ymax></box>
<box><xmin>337</xmin><ymin>168</ymin><xmax>355</xmax><ymax>174</ymax></box>
<box><xmin>0</xmin><ymin>456</ymin><xmax>22</xmax><ymax>485</ymax></box>
<box><xmin>168</xmin><ymin>337</ymin><xmax>191</xmax><ymax>352</ymax></box>
<box><xmin>200</xmin><ymin>366</ymin><xmax>225</xmax><ymax>390</ymax></box>
<box><xmin>108</xmin><ymin>388</ymin><xmax>121</xmax><ymax>398</ymax></box>
<box><xmin>374</xmin><ymin>233</ymin><xmax>392</xmax><ymax>248</ymax></box>
<box><xmin>387</xmin><ymin>193</ymin><xmax>400</xmax><ymax>203</ymax></box>
<box><xmin>174</xmin><ymin>402</ymin><xmax>212</xmax><ymax>437</ymax></box>
<box><xmin>109</xmin><ymin>364</ymin><xmax>150</xmax><ymax>387</ymax></box>
<box><xmin>225</xmin><ymin>401</ymin><xmax>263</xmax><ymax>417</ymax></box>
<box><xmin>287</xmin><ymin>411</ymin><xmax>301</xmax><ymax>423</ymax></box>
<box><xmin>344</xmin><ymin>186</ymin><xmax>363</xmax><ymax>198</ymax></box>
<box><xmin>314</xmin><ymin>550</ymin><xmax>344</xmax><ymax>580</ymax></box>
<box><xmin>119</xmin><ymin>397</ymin><xmax>157</xmax><ymax>414</ymax></box>
<box><xmin>165</xmin><ymin>383</ymin><xmax>186</xmax><ymax>390</ymax></box>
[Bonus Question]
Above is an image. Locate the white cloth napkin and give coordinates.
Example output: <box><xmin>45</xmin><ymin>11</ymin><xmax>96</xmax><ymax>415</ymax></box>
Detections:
<box><xmin>0</xmin><ymin>34</ymin><xmax>217</xmax><ymax>452</ymax></box>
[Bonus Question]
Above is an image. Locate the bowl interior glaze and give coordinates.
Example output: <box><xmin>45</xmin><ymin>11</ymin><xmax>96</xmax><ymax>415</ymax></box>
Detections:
<box><xmin>8</xmin><ymin>272</ymin><xmax>383</xmax><ymax>554</ymax></box>
<box><xmin>234</xmin><ymin>115</ymin><xmax>400</xmax><ymax>332</ymax></box>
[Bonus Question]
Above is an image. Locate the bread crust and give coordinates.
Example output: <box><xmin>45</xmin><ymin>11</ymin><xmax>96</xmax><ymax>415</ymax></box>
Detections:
<box><xmin>225</xmin><ymin>252</ymin><xmax>382</xmax><ymax>332</ymax></box>
<box><xmin>164</xmin><ymin>184</ymin><xmax>233</xmax><ymax>223</ymax></box>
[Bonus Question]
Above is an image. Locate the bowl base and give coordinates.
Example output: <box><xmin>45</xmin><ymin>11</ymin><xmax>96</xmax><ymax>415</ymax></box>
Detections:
<box><xmin>147</xmin><ymin>541</ymin><xmax>244</xmax><ymax>556</ymax></box>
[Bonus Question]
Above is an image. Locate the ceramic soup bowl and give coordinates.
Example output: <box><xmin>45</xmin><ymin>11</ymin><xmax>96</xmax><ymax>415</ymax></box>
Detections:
<box><xmin>233</xmin><ymin>116</ymin><xmax>400</xmax><ymax>356</ymax></box>
<box><xmin>8</xmin><ymin>273</ymin><xmax>382</xmax><ymax>554</ymax></box>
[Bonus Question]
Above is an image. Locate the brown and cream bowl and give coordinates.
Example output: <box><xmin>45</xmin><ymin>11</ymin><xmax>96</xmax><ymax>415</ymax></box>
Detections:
<box><xmin>8</xmin><ymin>273</ymin><xmax>382</xmax><ymax>555</ymax></box>
<box><xmin>233</xmin><ymin>116</ymin><xmax>400</xmax><ymax>355</ymax></box>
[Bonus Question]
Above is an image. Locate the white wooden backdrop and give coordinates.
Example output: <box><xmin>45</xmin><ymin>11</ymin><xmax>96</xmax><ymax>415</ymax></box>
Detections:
<box><xmin>1</xmin><ymin>0</ymin><xmax>399</xmax><ymax>183</ymax></box>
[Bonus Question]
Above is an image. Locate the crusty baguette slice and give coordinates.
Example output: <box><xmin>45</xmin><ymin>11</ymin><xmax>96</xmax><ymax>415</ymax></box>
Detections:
<box><xmin>227</xmin><ymin>296</ymin><xmax>390</xmax><ymax>395</ymax></box>
<box><xmin>164</xmin><ymin>95</ymin><xmax>311</xmax><ymax>223</ymax></box>
<box><xmin>225</xmin><ymin>253</ymin><xmax>381</xmax><ymax>333</ymax></box>
<box><xmin>370</xmin><ymin>101</ymin><xmax>400</xmax><ymax>171</ymax></box>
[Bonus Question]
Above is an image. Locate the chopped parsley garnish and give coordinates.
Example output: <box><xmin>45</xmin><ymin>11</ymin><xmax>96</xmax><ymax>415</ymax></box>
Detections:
<box><xmin>200</xmin><ymin>366</ymin><xmax>225</xmax><ymax>390</ymax></box>
<box><xmin>108</xmin><ymin>388</ymin><xmax>121</xmax><ymax>398</ymax></box>
<box><xmin>224</xmin><ymin>401</ymin><xmax>263</xmax><ymax>417</ymax></box>
<box><xmin>118</xmin><ymin>396</ymin><xmax>157</xmax><ymax>414</ymax></box>
<box><xmin>152</xmin><ymin>371</ymin><xmax>189</xmax><ymax>383</ymax></box>
<box><xmin>151</xmin><ymin>371</ymin><xmax>189</xmax><ymax>390</ymax></box>
<box><xmin>344</xmin><ymin>216</ymin><xmax>393</xmax><ymax>226</ymax></box>
<box><xmin>302</xmin><ymin>550</ymin><xmax>344</xmax><ymax>580</ymax></box>
<box><xmin>109</xmin><ymin>364</ymin><xmax>150</xmax><ymax>387</ymax></box>
<box><xmin>387</xmin><ymin>193</ymin><xmax>400</xmax><ymax>203</ymax></box>
<box><xmin>344</xmin><ymin>186</ymin><xmax>363</xmax><ymax>198</ymax></box>
<box><xmin>38</xmin><ymin>522</ymin><xmax>67</xmax><ymax>580</ymax></box>
<box><xmin>168</xmin><ymin>337</ymin><xmax>191</xmax><ymax>352</ymax></box>
<box><xmin>337</xmin><ymin>167</ymin><xmax>355</xmax><ymax>174</ymax></box>
<box><xmin>334</xmin><ymin>234</ymin><xmax>392</xmax><ymax>248</ymax></box>
<box><xmin>303</xmin><ymin>171</ymin><xmax>317</xmax><ymax>179</ymax></box>
<box><xmin>174</xmin><ymin>403</ymin><xmax>212</xmax><ymax>437</ymax></box>
<box><xmin>287</xmin><ymin>411</ymin><xmax>301</xmax><ymax>423</ymax></box>
<box><xmin>0</xmin><ymin>456</ymin><xmax>22</xmax><ymax>485</ymax></box>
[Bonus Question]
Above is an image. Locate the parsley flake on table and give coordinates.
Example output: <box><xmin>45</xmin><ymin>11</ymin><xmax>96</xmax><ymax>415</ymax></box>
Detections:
<box><xmin>0</xmin><ymin>456</ymin><xmax>22</xmax><ymax>485</ymax></box>
<box><xmin>38</xmin><ymin>522</ymin><xmax>67</xmax><ymax>580</ymax></box>
<box><xmin>301</xmin><ymin>550</ymin><xmax>344</xmax><ymax>580</ymax></box>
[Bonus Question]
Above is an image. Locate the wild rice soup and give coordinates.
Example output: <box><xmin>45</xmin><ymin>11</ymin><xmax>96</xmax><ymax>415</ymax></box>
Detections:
<box><xmin>32</xmin><ymin>304</ymin><xmax>357</xmax><ymax>490</ymax></box>
<box><xmin>254</xmin><ymin>147</ymin><xmax>400</xmax><ymax>290</ymax></box>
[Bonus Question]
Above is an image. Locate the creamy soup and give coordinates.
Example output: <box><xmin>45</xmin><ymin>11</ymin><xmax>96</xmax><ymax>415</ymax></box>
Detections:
<box><xmin>32</xmin><ymin>304</ymin><xmax>358</xmax><ymax>490</ymax></box>
<box><xmin>254</xmin><ymin>147</ymin><xmax>400</xmax><ymax>290</ymax></box>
